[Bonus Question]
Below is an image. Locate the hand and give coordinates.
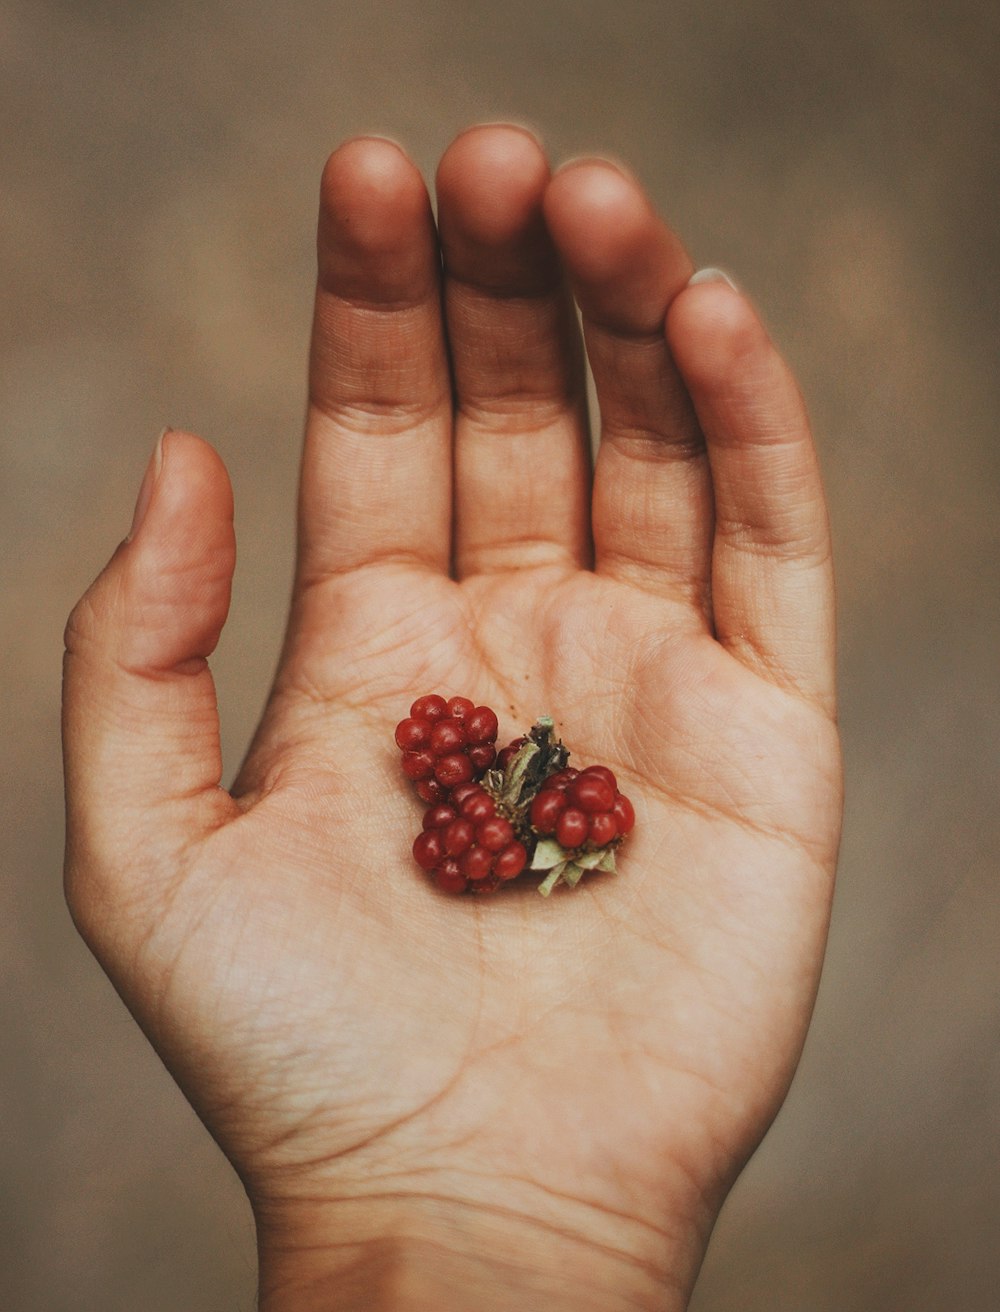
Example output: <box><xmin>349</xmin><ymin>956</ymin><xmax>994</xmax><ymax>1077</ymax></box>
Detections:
<box><xmin>63</xmin><ymin>125</ymin><xmax>842</xmax><ymax>1311</ymax></box>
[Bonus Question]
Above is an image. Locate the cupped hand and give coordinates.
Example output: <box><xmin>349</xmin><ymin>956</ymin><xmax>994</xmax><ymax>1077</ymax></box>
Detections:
<box><xmin>63</xmin><ymin>126</ymin><xmax>842</xmax><ymax>1310</ymax></box>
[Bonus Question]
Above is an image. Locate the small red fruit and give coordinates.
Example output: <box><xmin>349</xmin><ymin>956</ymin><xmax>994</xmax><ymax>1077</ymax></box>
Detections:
<box><xmin>467</xmin><ymin>743</ymin><xmax>497</xmax><ymax>771</ymax></box>
<box><xmin>450</xmin><ymin>781</ymin><xmax>480</xmax><ymax>808</ymax></box>
<box><xmin>494</xmin><ymin>842</ymin><xmax>527</xmax><ymax>880</ymax></box>
<box><xmin>580</xmin><ymin>764</ymin><xmax>617</xmax><ymax>791</ymax></box>
<box><xmin>410</xmin><ymin>694</ymin><xmax>448</xmax><ymax>722</ymax></box>
<box><xmin>413</xmin><ymin>830</ymin><xmax>444</xmax><ymax>870</ymax></box>
<box><xmin>460</xmin><ymin>845</ymin><xmax>494</xmax><ymax>881</ymax></box>
<box><xmin>458</xmin><ymin>786</ymin><xmax>495</xmax><ymax>823</ymax></box>
<box><xmin>415</xmin><ymin>778</ymin><xmax>447</xmax><ymax>805</ymax></box>
<box><xmin>477</xmin><ymin>815</ymin><xmax>514</xmax><ymax>852</ymax></box>
<box><xmin>401</xmin><ymin>750</ymin><xmax>434</xmax><ymax>781</ymax></box>
<box><xmin>530</xmin><ymin>788</ymin><xmax>566</xmax><ymax>835</ymax></box>
<box><xmin>429</xmin><ymin>718</ymin><xmax>467</xmax><ymax>756</ymax></box>
<box><xmin>435</xmin><ymin>860</ymin><xmax>468</xmax><ymax>894</ymax></box>
<box><xmin>569</xmin><ymin>773</ymin><xmax>616</xmax><ymax>814</ymax></box>
<box><xmin>444</xmin><ymin>818</ymin><xmax>475</xmax><ymax>856</ymax></box>
<box><xmin>394</xmin><ymin>717</ymin><xmax>430</xmax><ymax>750</ymax></box>
<box><xmin>446</xmin><ymin>695</ymin><xmax>475</xmax><ymax>720</ymax></box>
<box><xmin>496</xmin><ymin>736</ymin><xmax>526</xmax><ymax>770</ymax></box>
<box><xmin>588</xmin><ymin>812</ymin><xmax>618</xmax><ymax>846</ymax></box>
<box><xmin>544</xmin><ymin>767</ymin><xmax>578</xmax><ymax>791</ymax></box>
<box><xmin>423</xmin><ymin>803</ymin><xmax>457</xmax><ymax>830</ymax></box>
<box><xmin>434</xmin><ymin>753</ymin><xmax>474</xmax><ymax>787</ymax></box>
<box><xmin>465</xmin><ymin>706</ymin><xmax>499</xmax><ymax>744</ymax></box>
<box><xmin>556</xmin><ymin>807</ymin><xmax>589</xmax><ymax>849</ymax></box>
<box><xmin>612</xmin><ymin>794</ymin><xmax>635</xmax><ymax>835</ymax></box>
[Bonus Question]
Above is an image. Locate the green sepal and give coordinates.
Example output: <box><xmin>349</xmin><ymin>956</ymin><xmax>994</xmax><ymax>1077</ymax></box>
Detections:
<box><xmin>537</xmin><ymin>862</ymin><xmax>568</xmax><ymax>897</ymax></box>
<box><xmin>531</xmin><ymin>838</ymin><xmax>565</xmax><ymax>871</ymax></box>
<box><xmin>500</xmin><ymin>739</ymin><xmax>540</xmax><ymax>807</ymax></box>
<box><xmin>562</xmin><ymin>862</ymin><xmax>586</xmax><ymax>888</ymax></box>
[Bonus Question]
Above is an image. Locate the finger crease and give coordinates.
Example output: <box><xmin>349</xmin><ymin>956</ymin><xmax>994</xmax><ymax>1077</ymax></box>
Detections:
<box><xmin>458</xmin><ymin>395</ymin><xmax>579</xmax><ymax>432</ymax></box>
<box><xmin>309</xmin><ymin>395</ymin><xmax>447</xmax><ymax>437</ymax></box>
<box><xmin>603</xmin><ymin>423</ymin><xmax>706</xmax><ymax>464</ymax></box>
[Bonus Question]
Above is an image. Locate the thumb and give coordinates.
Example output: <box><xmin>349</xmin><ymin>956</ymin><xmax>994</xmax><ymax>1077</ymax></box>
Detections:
<box><xmin>63</xmin><ymin>429</ymin><xmax>239</xmax><ymax>923</ymax></box>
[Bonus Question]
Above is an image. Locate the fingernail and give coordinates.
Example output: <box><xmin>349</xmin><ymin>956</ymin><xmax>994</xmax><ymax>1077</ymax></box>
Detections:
<box><xmin>464</xmin><ymin>121</ymin><xmax>545</xmax><ymax>148</ymax></box>
<box><xmin>688</xmin><ymin>267</ymin><xmax>739</xmax><ymax>291</ymax></box>
<box><xmin>558</xmin><ymin>153</ymin><xmax>630</xmax><ymax>178</ymax></box>
<box><xmin>349</xmin><ymin>132</ymin><xmax>407</xmax><ymax>151</ymax></box>
<box><xmin>127</xmin><ymin>427</ymin><xmax>169</xmax><ymax>542</ymax></box>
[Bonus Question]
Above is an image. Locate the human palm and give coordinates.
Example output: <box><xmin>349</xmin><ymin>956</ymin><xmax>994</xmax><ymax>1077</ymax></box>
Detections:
<box><xmin>64</xmin><ymin>127</ymin><xmax>841</xmax><ymax>1308</ymax></box>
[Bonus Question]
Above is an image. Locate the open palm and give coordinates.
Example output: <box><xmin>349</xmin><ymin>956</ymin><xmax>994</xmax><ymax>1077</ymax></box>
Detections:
<box><xmin>63</xmin><ymin>127</ymin><xmax>841</xmax><ymax>1309</ymax></box>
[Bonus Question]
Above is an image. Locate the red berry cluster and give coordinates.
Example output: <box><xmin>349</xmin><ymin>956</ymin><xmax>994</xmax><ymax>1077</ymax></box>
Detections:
<box><xmin>394</xmin><ymin>694</ymin><xmax>499</xmax><ymax>806</ymax></box>
<box><xmin>394</xmin><ymin>695</ymin><xmax>635</xmax><ymax>897</ymax></box>
<box><xmin>530</xmin><ymin>765</ymin><xmax>635</xmax><ymax>849</ymax></box>
<box><xmin>413</xmin><ymin>784</ymin><xmax>528</xmax><ymax>895</ymax></box>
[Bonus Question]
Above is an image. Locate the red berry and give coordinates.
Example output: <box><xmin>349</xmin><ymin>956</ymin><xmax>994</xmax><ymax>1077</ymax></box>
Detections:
<box><xmin>530</xmin><ymin>788</ymin><xmax>567</xmax><ymax>835</ymax></box>
<box><xmin>545</xmin><ymin>767</ymin><xmax>578</xmax><ymax>791</ymax></box>
<box><xmin>477</xmin><ymin>815</ymin><xmax>514</xmax><ymax>852</ymax></box>
<box><xmin>444</xmin><ymin>819</ymin><xmax>475</xmax><ymax>856</ymax></box>
<box><xmin>434</xmin><ymin>861</ymin><xmax>468</xmax><ymax>894</ymax></box>
<box><xmin>450</xmin><ymin>781</ymin><xmax>480</xmax><ymax>808</ymax></box>
<box><xmin>415</xmin><ymin>778</ymin><xmax>447</xmax><ymax>804</ymax></box>
<box><xmin>612</xmin><ymin>793</ymin><xmax>635</xmax><ymax>836</ymax></box>
<box><xmin>469</xmin><ymin>875</ymin><xmax>500</xmax><ymax>895</ymax></box>
<box><xmin>423</xmin><ymin>804</ymin><xmax>457</xmax><ymax>830</ymax></box>
<box><xmin>460</xmin><ymin>845</ymin><xmax>494</xmax><ymax>881</ymax></box>
<box><xmin>465</xmin><ymin>706</ymin><xmax>499</xmax><ymax>744</ymax></box>
<box><xmin>494</xmin><ymin>842</ymin><xmax>527</xmax><ymax>880</ymax></box>
<box><xmin>410</xmin><ymin>694</ymin><xmax>448</xmax><ymax>722</ymax></box>
<box><xmin>496</xmin><ymin>737</ymin><xmax>526</xmax><ymax>770</ymax></box>
<box><xmin>429</xmin><ymin>718</ymin><xmax>466</xmax><ymax>756</ymax></box>
<box><xmin>588</xmin><ymin>812</ymin><xmax>618</xmax><ymax>846</ymax></box>
<box><xmin>459</xmin><ymin>787</ymin><xmax>495</xmax><ymax>823</ymax></box>
<box><xmin>446</xmin><ymin>695</ymin><xmax>475</xmax><ymax>720</ymax></box>
<box><xmin>434</xmin><ymin>753</ymin><xmax>474</xmax><ymax>787</ymax></box>
<box><xmin>401</xmin><ymin>750</ymin><xmax>434</xmax><ymax>781</ymax></box>
<box><xmin>581</xmin><ymin>764</ymin><xmax>617</xmax><ymax>792</ymax></box>
<box><xmin>394</xmin><ymin>717</ymin><xmax>430</xmax><ymax>751</ymax></box>
<box><xmin>569</xmin><ymin>774</ymin><xmax>616</xmax><ymax>814</ymax></box>
<box><xmin>556</xmin><ymin>807</ymin><xmax>589</xmax><ymax>849</ymax></box>
<box><xmin>413</xmin><ymin>830</ymin><xmax>444</xmax><ymax>870</ymax></box>
<box><xmin>467</xmin><ymin>743</ymin><xmax>496</xmax><ymax>772</ymax></box>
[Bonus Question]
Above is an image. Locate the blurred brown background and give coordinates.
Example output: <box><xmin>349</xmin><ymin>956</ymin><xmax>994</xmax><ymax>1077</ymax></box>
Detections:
<box><xmin>2</xmin><ymin>0</ymin><xmax>998</xmax><ymax>1308</ymax></box>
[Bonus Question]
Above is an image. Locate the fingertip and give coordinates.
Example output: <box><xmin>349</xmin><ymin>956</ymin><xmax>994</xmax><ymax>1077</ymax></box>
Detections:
<box><xmin>122</xmin><ymin>429</ymin><xmax>236</xmax><ymax>673</ymax></box>
<box><xmin>436</xmin><ymin>124</ymin><xmax>554</xmax><ymax>289</ymax></box>
<box><xmin>317</xmin><ymin>137</ymin><xmax>435</xmax><ymax>299</ymax></box>
<box><xmin>666</xmin><ymin>279</ymin><xmax>768</xmax><ymax>392</ymax></box>
<box><xmin>133</xmin><ymin>428</ymin><xmax>234</xmax><ymax>554</ymax></box>
<box><xmin>437</xmin><ymin>124</ymin><xmax>550</xmax><ymax>231</ymax></box>
<box><xmin>544</xmin><ymin>160</ymin><xmax>692</xmax><ymax>331</ymax></box>
<box><xmin>321</xmin><ymin>135</ymin><xmax>415</xmax><ymax>205</ymax></box>
<box><xmin>544</xmin><ymin>159</ymin><xmax>647</xmax><ymax>277</ymax></box>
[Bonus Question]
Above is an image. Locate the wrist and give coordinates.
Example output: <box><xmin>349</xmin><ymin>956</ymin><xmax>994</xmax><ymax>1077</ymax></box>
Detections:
<box><xmin>254</xmin><ymin>1189</ymin><xmax>703</xmax><ymax>1312</ymax></box>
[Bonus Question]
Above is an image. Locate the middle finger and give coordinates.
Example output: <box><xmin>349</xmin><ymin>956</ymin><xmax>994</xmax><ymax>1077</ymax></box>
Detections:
<box><xmin>436</xmin><ymin>125</ymin><xmax>593</xmax><ymax>580</ymax></box>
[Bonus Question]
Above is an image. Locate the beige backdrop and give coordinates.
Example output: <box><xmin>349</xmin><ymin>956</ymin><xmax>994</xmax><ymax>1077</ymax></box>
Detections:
<box><xmin>2</xmin><ymin>1</ymin><xmax>998</xmax><ymax>1308</ymax></box>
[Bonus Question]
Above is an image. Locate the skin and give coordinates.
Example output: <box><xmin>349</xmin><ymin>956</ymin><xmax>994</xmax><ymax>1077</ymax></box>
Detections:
<box><xmin>62</xmin><ymin>125</ymin><xmax>842</xmax><ymax>1311</ymax></box>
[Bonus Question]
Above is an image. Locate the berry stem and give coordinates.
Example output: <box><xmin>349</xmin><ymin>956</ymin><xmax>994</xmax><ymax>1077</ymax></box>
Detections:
<box><xmin>487</xmin><ymin>715</ymin><xmax>569</xmax><ymax>811</ymax></box>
